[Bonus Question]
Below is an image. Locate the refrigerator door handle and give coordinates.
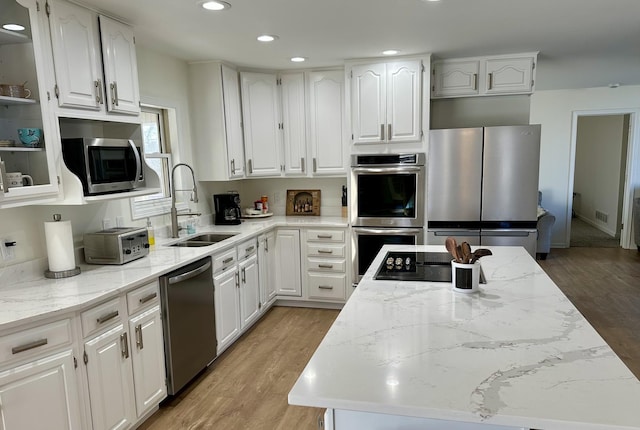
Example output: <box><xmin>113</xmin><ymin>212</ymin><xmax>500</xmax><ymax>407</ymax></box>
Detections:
<box><xmin>431</xmin><ymin>230</ymin><xmax>481</xmax><ymax>236</ymax></box>
<box><xmin>482</xmin><ymin>230</ymin><xmax>535</xmax><ymax>237</ymax></box>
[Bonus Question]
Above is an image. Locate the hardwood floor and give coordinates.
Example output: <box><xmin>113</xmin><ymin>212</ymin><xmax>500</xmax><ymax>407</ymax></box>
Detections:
<box><xmin>139</xmin><ymin>247</ymin><xmax>640</xmax><ymax>429</ymax></box>
<box><xmin>138</xmin><ymin>306</ymin><xmax>339</xmax><ymax>430</ymax></box>
<box><xmin>538</xmin><ymin>247</ymin><xmax>640</xmax><ymax>378</ymax></box>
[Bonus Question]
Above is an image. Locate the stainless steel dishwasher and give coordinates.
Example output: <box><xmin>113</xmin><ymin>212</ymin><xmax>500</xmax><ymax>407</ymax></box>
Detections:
<box><xmin>160</xmin><ymin>256</ymin><xmax>216</xmax><ymax>395</ymax></box>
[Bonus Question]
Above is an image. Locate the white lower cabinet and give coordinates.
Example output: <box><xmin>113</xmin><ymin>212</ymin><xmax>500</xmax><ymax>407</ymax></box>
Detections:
<box><xmin>258</xmin><ymin>231</ymin><xmax>277</xmax><ymax>307</ymax></box>
<box><xmin>128</xmin><ymin>305</ymin><xmax>166</xmax><ymax>418</ymax></box>
<box><xmin>0</xmin><ymin>318</ymin><xmax>82</xmax><ymax>430</ymax></box>
<box><xmin>84</xmin><ymin>322</ymin><xmax>136</xmax><ymax>430</ymax></box>
<box><xmin>238</xmin><ymin>239</ymin><xmax>260</xmax><ymax>329</ymax></box>
<box><xmin>214</xmin><ymin>248</ymin><xmax>240</xmax><ymax>355</ymax></box>
<box><xmin>273</xmin><ymin>229</ymin><xmax>302</xmax><ymax>296</ymax></box>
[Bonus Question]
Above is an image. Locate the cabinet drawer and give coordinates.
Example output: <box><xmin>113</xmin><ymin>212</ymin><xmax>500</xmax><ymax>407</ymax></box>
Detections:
<box><xmin>307</xmin><ymin>257</ymin><xmax>346</xmax><ymax>273</ymax></box>
<box><xmin>306</xmin><ymin>229</ymin><xmax>345</xmax><ymax>243</ymax></box>
<box><xmin>126</xmin><ymin>281</ymin><xmax>160</xmax><ymax>315</ymax></box>
<box><xmin>306</xmin><ymin>243</ymin><xmax>346</xmax><ymax>258</ymax></box>
<box><xmin>81</xmin><ymin>297</ymin><xmax>123</xmax><ymax>338</ymax></box>
<box><xmin>213</xmin><ymin>248</ymin><xmax>237</xmax><ymax>274</ymax></box>
<box><xmin>0</xmin><ymin>319</ymin><xmax>73</xmax><ymax>365</ymax></box>
<box><xmin>237</xmin><ymin>239</ymin><xmax>257</xmax><ymax>261</ymax></box>
<box><xmin>307</xmin><ymin>273</ymin><xmax>346</xmax><ymax>301</ymax></box>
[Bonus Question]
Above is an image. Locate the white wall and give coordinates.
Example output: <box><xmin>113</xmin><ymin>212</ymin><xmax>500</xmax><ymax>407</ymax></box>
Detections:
<box><xmin>431</xmin><ymin>95</ymin><xmax>531</xmax><ymax>129</ymax></box>
<box><xmin>530</xmin><ymin>86</ymin><xmax>640</xmax><ymax>248</ymax></box>
<box><xmin>574</xmin><ymin>115</ymin><xmax>625</xmax><ymax>236</ymax></box>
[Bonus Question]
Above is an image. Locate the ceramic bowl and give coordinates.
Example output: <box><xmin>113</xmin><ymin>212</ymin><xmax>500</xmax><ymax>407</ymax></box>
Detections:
<box><xmin>17</xmin><ymin>128</ymin><xmax>43</xmax><ymax>147</ymax></box>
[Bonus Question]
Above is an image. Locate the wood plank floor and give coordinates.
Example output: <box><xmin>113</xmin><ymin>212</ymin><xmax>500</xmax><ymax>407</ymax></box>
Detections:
<box><xmin>139</xmin><ymin>247</ymin><xmax>640</xmax><ymax>429</ymax></box>
<box><xmin>138</xmin><ymin>306</ymin><xmax>339</xmax><ymax>430</ymax></box>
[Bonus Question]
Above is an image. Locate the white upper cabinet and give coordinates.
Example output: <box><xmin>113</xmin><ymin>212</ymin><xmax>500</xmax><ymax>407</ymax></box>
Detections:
<box><xmin>98</xmin><ymin>15</ymin><xmax>140</xmax><ymax>115</ymax></box>
<box><xmin>0</xmin><ymin>0</ymin><xmax>60</xmax><ymax>206</ymax></box>
<box><xmin>46</xmin><ymin>0</ymin><xmax>140</xmax><ymax>116</ymax></box>
<box><xmin>308</xmin><ymin>70</ymin><xmax>346</xmax><ymax>175</ymax></box>
<box><xmin>280</xmin><ymin>72</ymin><xmax>307</xmax><ymax>176</ymax></box>
<box><xmin>189</xmin><ymin>62</ymin><xmax>245</xmax><ymax>181</ymax></box>
<box><xmin>241</xmin><ymin>71</ymin><xmax>282</xmax><ymax>177</ymax></box>
<box><xmin>432</xmin><ymin>52</ymin><xmax>537</xmax><ymax>98</ymax></box>
<box><xmin>351</xmin><ymin>60</ymin><xmax>422</xmax><ymax>145</ymax></box>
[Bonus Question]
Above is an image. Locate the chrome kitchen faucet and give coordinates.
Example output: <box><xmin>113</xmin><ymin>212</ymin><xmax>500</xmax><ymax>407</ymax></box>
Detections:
<box><xmin>170</xmin><ymin>163</ymin><xmax>201</xmax><ymax>238</ymax></box>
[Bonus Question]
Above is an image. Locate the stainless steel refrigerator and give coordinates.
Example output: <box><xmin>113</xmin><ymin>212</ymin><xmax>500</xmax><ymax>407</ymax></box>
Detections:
<box><xmin>427</xmin><ymin>125</ymin><xmax>541</xmax><ymax>257</ymax></box>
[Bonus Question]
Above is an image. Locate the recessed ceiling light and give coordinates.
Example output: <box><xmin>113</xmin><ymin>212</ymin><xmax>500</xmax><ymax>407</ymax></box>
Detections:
<box><xmin>382</xmin><ymin>50</ymin><xmax>399</xmax><ymax>55</ymax></box>
<box><xmin>2</xmin><ymin>24</ymin><xmax>25</xmax><ymax>31</ymax></box>
<box><xmin>201</xmin><ymin>1</ymin><xmax>230</xmax><ymax>11</ymax></box>
<box><xmin>257</xmin><ymin>34</ymin><xmax>278</xmax><ymax>42</ymax></box>
<box><xmin>290</xmin><ymin>57</ymin><xmax>306</xmax><ymax>62</ymax></box>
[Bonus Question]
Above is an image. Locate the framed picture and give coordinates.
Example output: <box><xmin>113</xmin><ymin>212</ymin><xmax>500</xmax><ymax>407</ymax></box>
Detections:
<box><xmin>286</xmin><ymin>189</ymin><xmax>321</xmax><ymax>216</ymax></box>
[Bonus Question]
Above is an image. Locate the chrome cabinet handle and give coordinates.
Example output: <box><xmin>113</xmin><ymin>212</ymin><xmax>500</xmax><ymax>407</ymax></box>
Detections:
<box><xmin>248</xmin><ymin>159</ymin><xmax>253</xmax><ymax>174</ymax></box>
<box><xmin>241</xmin><ymin>267</ymin><xmax>246</xmax><ymax>283</ymax></box>
<box><xmin>231</xmin><ymin>159</ymin><xmax>236</xmax><ymax>175</ymax></box>
<box><xmin>318</xmin><ymin>264</ymin><xmax>334</xmax><ymax>269</ymax></box>
<box><xmin>318</xmin><ymin>285</ymin><xmax>334</xmax><ymax>290</ymax></box>
<box><xmin>12</xmin><ymin>338</ymin><xmax>48</xmax><ymax>355</ymax></box>
<box><xmin>245</xmin><ymin>246</ymin><xmax>255</xmax><ymax>253</ymax></box>
<box><xmin>301</xmin><ymin>157</ymin><xmax>305</xmax><ymax>172</ymax></box>
<box><xmin>313</xmin><ymin>158</ymin><xmax>317</xmax><ymax>173</ymax></box>
<box><xmin>97</xmin><ymin>310</ymin><xmax>119</xmax><ymax>325</ymax></box>
<box><xmin>380</xmin><ymin>124</ymin><xmax>385</xmax><ymax>141</ymax></box>
<box><xmin>473</xmin><ymin>73</ymin><xmax>478</xmax><ymax>90</ymax></box>
<box><xmin>318</xmin><ymin>249</ymin><xmax>333</xmax><ymax>254</ymax></box>
<box><xmin>95</xmin><ymin>79</ymin><xmax>103</xmax><ymax>104</ymax></box>
<box><xmin>235</xmin><ymin>272</ymin><xmax>240</xmax><ymax>288</ymax></box>
<box><xmin>110</xmin><ymin>82</ymin><xmax>119</xmax><ymax>106</ymax></box>
<box><xmin>388</xmin><ymin>124</ymin><xmax>392</xmax><ymax>141</ymax></box>
<box><xmin>135</xmin><ymin>324</ymin><xmax>143</xmax><ymax>350</ymax></box>
<box><xmin>317</xmin><ymin>234</ymin><xmax>332</xmax><ymax>239</ymax></box>
<box><xmin>265</xmin><ymin>239</ymin><xmax>269</xmax><ymax>252</ymax></box>
<box><xmin>223</xmin><ymin>257</ymin><xmax>234</xmax><ymax>264</ymax></box>
<box><xmin>139</xmin><ymin>292</ymin><xmax>157</xmax><ymax>304</ymax></box>
<box><xmin>120</xmin><ymin>332</ymin><xmax>129</xmax><ymax>358</ymax></box>
<box><xmin>488</xmin><ymin>72</ymin><xmax>493</xmax><ymax>90</ymax></box>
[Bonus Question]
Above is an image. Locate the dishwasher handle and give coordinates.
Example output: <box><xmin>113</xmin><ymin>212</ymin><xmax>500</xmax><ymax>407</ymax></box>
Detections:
<box><xmin>168</xmin><ymin>260</ymin><xmax>212</xmax><ymax>284</ymax></box>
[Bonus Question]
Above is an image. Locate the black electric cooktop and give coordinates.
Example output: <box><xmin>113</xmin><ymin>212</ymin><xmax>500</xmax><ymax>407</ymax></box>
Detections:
<box><xmin>374</xmin><ymin>251</ymin><xmax>486</xmax><ymax>283</ymax></box>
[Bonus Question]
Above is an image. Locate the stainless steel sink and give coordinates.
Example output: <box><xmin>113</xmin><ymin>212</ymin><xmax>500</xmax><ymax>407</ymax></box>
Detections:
<box><xmin>169</xmin><ymin>232</ymin><xmax>238</xmax><ymax>247</ymax></box>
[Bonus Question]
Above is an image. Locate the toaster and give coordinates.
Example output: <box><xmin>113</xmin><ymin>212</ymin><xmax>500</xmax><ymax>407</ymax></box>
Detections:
<box><xmin>84</xmin><ymin>227</ymin><xmax>150</xmax><ymax>265</ymax></box>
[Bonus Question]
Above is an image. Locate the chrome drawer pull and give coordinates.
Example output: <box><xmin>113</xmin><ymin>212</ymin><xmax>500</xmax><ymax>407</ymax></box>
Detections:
<box><xmin>120</xmin><ymin>332</ymin><xmax>129</xmax><ymax>358</ymax></box>
<box><xmin>245</xmin><ymin>246</ymin><xmax>255</xmax><ymax>253</ymax></box>
<box><xmin>318</xmin><ymin>249</ymin><xmax>333</xmax><ymax>254</ymax></box>
<box><xmin>139</xmin><ymin>292</ymin><xmax>157</xmax><ymax>304</ymax></box>
<box><xmin>223</xmin><ymin>257</ymin><xmax>234</xmax><ymax>264</ymax></box>
<box><xmin>317</xmin><ymin>234</ymin><xmax>333</xmax><ymax>239</ymax></box>
<box><xmin>318</xmin><ymin>264</ymin><xmax>334</xmax><ymax>269</ymax></box>
<box><xmin>318</xmin><ymin>285</ymin><xmax>334</xmax><ymax>290</ymax></box>
<box><xmin>12</xmin><ymin>338</ymin><xmax>48</xmax><ymax>355</ymax></box>
<box><xmin>97</xmin><ymin>310</ymin><xmax>119</xmax><ymax>325</ymax></box>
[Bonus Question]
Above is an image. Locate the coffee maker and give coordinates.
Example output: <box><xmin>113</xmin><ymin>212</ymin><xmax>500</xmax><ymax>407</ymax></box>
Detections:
<box><xmin>214</xmin><ymin>193</ymin><xmax>242</xmax><ymax>225</ymax></box>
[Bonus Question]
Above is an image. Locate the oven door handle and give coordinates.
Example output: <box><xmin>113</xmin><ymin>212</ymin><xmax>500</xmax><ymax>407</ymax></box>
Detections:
<box><xmin>351</xmin><ymin>166</ymin><xmax>422</xmax><ymax>174</ymax></box>
<box><xmin>353</xmin><ymin>228</ymin><xmax>424</xmax><ymax>235</ymax></box>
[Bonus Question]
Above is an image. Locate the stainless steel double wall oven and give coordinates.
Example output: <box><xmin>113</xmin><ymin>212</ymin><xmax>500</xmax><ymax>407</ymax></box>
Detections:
<box><xmin>350</xmin><ymin>153</ymin><xmax>425</xmax><ymax>285</ymax></box>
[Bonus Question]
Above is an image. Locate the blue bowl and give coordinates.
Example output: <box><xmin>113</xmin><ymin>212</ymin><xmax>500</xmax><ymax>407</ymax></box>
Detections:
<box><xmin>17</xmin><ymin>128</ymin><xmax>43</xmax><ymax>147</ymax></box>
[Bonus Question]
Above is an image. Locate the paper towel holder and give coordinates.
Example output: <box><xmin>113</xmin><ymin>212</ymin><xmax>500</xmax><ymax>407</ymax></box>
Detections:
<box><xmin>44</xmin><ymin>214</ymin><xmax>81</xmax><ymax>279</ymax></box>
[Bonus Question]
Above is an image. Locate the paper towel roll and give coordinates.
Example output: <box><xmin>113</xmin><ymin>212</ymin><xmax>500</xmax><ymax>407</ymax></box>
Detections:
<box><xmin>45</xmin><ymin>218</ymin><xmax>76</xmax><ymax>272</ymax></box>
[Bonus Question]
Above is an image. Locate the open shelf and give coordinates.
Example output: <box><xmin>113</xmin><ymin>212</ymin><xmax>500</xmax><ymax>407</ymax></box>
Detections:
<box><xmin>0</xmin><ymin>95</ymin><xmax>37</xmax><ymax>106</ymax></box>
<box><xmin>0</xmin><ymin>145</ymin><xmax>43</xmax><ymax>152</ymax></box>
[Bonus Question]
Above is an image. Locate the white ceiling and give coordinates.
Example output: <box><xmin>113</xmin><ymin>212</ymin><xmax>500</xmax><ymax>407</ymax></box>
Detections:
<box><xmin>79</xmin><ymin>0</ymin><xmax>640</xmax><ymax>90</ymax></box>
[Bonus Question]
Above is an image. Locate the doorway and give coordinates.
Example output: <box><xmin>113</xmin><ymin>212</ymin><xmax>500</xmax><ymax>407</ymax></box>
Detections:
<box><xmin>570</xmin><ymin>113</ymin><xmax>631</xmax><ymax>247</ymax></box>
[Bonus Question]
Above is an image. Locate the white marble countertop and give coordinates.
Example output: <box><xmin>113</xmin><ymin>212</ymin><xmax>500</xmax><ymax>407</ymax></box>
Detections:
<box><xmin>288</xmin><ymin>245</ymin><xmax>640</xmax><ymax>430</ymax></box>
<box><xmin>0</xmin><ymin>216</ymin><xmax>347</xmax><ymax>332</ymax></box>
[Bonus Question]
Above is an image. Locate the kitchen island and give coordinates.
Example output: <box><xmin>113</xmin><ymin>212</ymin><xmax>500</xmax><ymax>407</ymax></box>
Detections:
<box><xmin>288</xmin><ymin>245</ymin><xmax>640</xmax><ymax>430</ymax></box>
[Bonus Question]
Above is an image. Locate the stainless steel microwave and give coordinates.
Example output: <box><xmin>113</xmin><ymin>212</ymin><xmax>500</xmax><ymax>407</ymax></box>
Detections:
<box><xmin>62</xmin><ymin>138</ymin><xmax>146</xmax><ymax>195</ymax></box>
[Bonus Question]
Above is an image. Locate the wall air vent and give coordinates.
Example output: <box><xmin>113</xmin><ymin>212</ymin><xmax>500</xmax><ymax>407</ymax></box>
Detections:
<box><xmin>595</xmin><ymin>210</ymin><xmax>608</xmax><ymax>223</ymax></box>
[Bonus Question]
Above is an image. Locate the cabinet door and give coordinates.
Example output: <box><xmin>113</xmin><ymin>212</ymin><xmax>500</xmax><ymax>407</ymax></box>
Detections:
<box><xmin>84</xmin><ymin>323</ymin><xmax>135</xmax><ymax>430</ymax></box>
<box><xmin>280</xmin><ymin>72</ymin><xmax>307</xmax><ymax>176</ymax></box>
<box><xmin>241</xmin><ymin>72</ymin><xmax>282</xmax><ymax>176</ymax></box>
<box><xmin>221</xmin><ymin>64</ymin><xmax>245</xmax><ymax>178</ymax></box>
<box><xmin>0</xmin><ymin>349</ymin><xmax>82</xmax><ymax>430</ymax></box>
<box><xmin>351</xmin><ymin>63</ymin><xmax>386</xmax><ymax>144</ymax></box>
<box><xmin>214</xmin><ymin>268</ymin><xmax>240</xmax><ymax>354</ymax></box>
<box><xmin>128</xmin><ymin>305</ymin><xmax>167</xmax><ymax>419</ymax></box>
<box><xmin>485</xmin><ymin>56</ymin><xmax>534</xmax><ymax>95</ymax></box>
<box><xmin>273</xmin><ymin>229</ymin><xmax>302</xmax><ymax>296</ymax></box>
<box><xmin>239</xmin><ymin>254</ymin><xmax>260</xmax><ymax>329</ymax></box>
<box><xmin>309</xmin><ymin>70</ymin><xmax>346</xmax><ymax>175</ymax></box>
<box><xmin>259</xmin><ymin>232</ymin><xmax>276</xmax><ymax>306</ymax></box>
<box><xmin>386</xmin><ymin>60</ymin><xmax>422</xmax><ymax>143</ymax></box>
<box><xmin>47</xmin><ymin>0</ymin><xmax>102</xmax><ymax>110</ymax></box>
<box><xmin>432</xmin><ymin>60</ymin><xmax>480</xmax><ymax>98</ymax></box>
<box><xmin>98</xmin><ymin>15</ymin><xmax>140</xmax><ymax>115</ymax></box>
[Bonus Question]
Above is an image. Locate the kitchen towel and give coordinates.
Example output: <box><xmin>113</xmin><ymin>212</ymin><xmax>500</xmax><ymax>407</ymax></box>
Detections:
<box><xmin>44</xmin><ymin>215</ymin><xmax>76</xmax><ymax>272</ymax></box>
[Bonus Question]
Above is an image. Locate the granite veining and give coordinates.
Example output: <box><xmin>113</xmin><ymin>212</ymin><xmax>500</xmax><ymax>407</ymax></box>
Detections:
<box><xmin>288</xmin><ymin>245</ymin><xmax>640</xmax><ymax>430</ymax></box>
<box><xmin>0</xmin><ymin>216</ymin><xmax>347</xmax><ymax>332</ymax></box>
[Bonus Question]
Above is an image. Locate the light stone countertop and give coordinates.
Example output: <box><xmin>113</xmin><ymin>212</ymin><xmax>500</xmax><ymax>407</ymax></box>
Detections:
<box><xmin>288</xmin><ymin>244</ymin><xmax>640</xmax><ymax>430</ymax></box>
<box><xmin>0</xmin><ymin>216</ymin><xmax>347</xmax><ymax>332</ymax></box>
